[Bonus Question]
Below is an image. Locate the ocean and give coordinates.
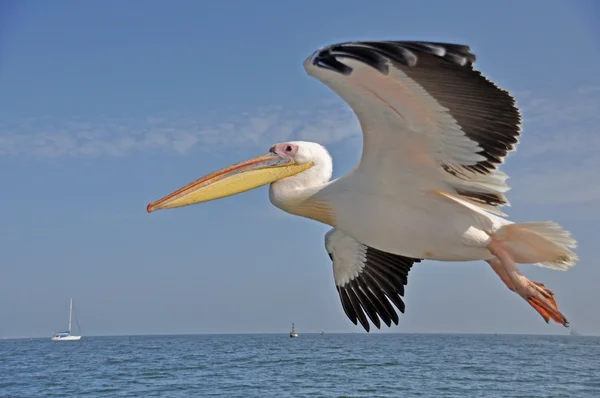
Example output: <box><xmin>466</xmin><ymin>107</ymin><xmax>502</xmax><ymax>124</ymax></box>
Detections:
<box><xmin>1</xmin><ymin>333</ymin><xmax>599</xmax><ymax>397</ymax></box>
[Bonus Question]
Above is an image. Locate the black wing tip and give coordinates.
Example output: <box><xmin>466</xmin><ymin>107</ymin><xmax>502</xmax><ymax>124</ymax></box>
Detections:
<box><xmin>340</xmin><ymin>282</ymin><xmax>406</xmax><ymax>332</ymax></box>
<box><xmin>334</xmin><ymin>246</ymin><xmax>421</xmax><ymax>332</ymax></box>
<box><xmin>309</xmin><ymin>40</ymin><xmax>476</xmax><ymax>75</ymax></box>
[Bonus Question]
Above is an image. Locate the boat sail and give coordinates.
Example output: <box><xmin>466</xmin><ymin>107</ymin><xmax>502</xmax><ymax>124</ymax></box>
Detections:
<box><xmin>289</xmin><ymin>323</ymin><xmax>298</xmax><ymax>338</ymax></box>
<box><xmin>51</xmin><ymin>298</ymin><xmax>82</xmax><ymax>341</ymax></box>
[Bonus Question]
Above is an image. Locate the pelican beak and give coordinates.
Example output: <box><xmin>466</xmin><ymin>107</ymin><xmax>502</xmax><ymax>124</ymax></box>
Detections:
<box><xmin>147</xmin><ymin>151</ymin><xmax>313</xmax><ymax>213</ymax></box>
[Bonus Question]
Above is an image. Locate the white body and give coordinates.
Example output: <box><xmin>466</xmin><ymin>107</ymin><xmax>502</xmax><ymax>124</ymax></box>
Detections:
<box><xmin>269</xmin><ymin>143</ymin><xmax>511</xmax><ymax>262</ymax></box>
<box><xmin>320</xmin><ymin>174</ymin><xmax>509</xmax><ymax>261</ymax></box>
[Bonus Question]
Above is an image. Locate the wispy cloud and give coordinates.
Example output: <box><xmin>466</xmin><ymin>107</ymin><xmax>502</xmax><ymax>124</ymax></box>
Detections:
<box><xmin>0</xmin><ymin>103</ymin><xmax>360</xmax><ymax>158</ymax></box>
<box><xmin>1</xmin><ymin>83</ymin><xmax>599</xmax><ymax>207</ymax></box>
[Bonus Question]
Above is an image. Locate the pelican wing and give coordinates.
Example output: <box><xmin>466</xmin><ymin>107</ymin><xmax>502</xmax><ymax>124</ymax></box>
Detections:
<box><xmin>304</xmin><ymin>41</ymin><xmax>521</xmax><ymax>215</ymax></box>
<box><xmin>325</xmin><ymin>228</ymin><xmax>421</xmax><ymax>332</ymax></box>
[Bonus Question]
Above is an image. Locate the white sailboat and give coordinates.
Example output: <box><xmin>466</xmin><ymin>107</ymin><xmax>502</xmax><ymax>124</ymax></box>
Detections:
<box><xmin>289</xmin><ymin>323</ymin><xmax>298</xmax><ymax>338</ymax></box>
<box><xmin>51</xmin><ymin>298</ymin><xmax>82</xmax><ymax>341</ymax></box>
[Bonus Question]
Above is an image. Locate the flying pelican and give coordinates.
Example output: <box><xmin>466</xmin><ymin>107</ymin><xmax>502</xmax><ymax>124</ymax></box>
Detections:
<box><xmin>147</xmin><ymin>40</ymin><xmax>578</xmax><ymax>331</ymax></box>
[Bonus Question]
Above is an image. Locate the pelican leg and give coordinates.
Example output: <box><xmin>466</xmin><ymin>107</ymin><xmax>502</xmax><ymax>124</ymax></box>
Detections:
<box><xmin>487</xmin><ymin>240</ymin><xmax>569</xmax><ymax>327</ymax></box>
<box><xmin>486</xmin><ymin>257</ymin><xmax>515</xmax><ymax>292</ymax></box>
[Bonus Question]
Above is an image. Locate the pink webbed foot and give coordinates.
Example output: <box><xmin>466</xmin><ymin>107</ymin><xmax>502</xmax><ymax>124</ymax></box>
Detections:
<box><xmin>525</xmin><ymin>280</ymin><xmax>568</xmax><ymax>326</ymax></box>
<box><xmin>487</xmin><ymin>241</ymin><xmax>569</xmax><ymax>327</ymax></box>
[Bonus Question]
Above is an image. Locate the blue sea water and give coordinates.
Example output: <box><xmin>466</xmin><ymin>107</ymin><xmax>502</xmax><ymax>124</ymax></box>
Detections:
<box><xmin>1</xmin><ymin>333</ymin><xmax>599</xmax><ymax>397</ymax></box>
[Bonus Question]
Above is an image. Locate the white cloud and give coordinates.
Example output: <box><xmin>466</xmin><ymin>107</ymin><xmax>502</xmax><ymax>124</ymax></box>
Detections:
<box><xmin>0</xmin><ymin>102</ymin><xmax>361</xmax><ymax>158</ymax></box>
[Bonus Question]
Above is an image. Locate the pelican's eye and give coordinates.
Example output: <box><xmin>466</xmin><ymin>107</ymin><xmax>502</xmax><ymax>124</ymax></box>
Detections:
<box><xmin>272</xmin><ymin>142</ymin><xmax>299</xmax><ymax>157</ymax></box>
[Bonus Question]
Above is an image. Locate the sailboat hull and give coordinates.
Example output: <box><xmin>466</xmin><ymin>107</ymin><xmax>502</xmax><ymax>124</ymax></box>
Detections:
<box><xmin>51</xmin><ymin>335</ymin><xmax>81</xmax><ymax>341</ymax></box>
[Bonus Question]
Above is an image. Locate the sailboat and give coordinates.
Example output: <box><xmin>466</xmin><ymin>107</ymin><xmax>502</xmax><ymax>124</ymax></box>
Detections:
<box><xmin>289</xmin><ymin>323</ymin><xmax>298</xmax><ymax>338</ymax></box>
<box><xmin>51</xmin><ymin>298</ymin><xmax>82</xmax><ymax>341</ymax></box>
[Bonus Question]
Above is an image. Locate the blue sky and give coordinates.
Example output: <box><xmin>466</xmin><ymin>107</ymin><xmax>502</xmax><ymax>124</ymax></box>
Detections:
<box><xmin>1</xmin><ymin>0</ymin><xmax>599</xmax><ymax>337</ymax></box>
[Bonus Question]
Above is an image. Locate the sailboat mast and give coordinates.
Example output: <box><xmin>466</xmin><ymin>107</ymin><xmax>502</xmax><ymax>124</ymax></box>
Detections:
<box><xmin>68</xmin><ymin>298</ymin><xmax>73</xmax><ymax>333</ymax></box>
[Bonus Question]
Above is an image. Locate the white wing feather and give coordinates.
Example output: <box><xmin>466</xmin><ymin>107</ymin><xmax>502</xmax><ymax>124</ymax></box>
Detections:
<box><xmin>304</xmin><ymin>41</ymin><xmax>521</xmax><ymax>215</ymax></box>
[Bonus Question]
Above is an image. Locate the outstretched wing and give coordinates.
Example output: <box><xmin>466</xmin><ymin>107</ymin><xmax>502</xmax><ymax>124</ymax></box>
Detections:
<box><xmin>325</xmin><ymin>228</ymin><xmax>422</xmax><ymax>332</ymax></box>
<box><xmin>304</xmin><ymin>41</ymin><xmax>521</xmax><ymax>215</ymax></box>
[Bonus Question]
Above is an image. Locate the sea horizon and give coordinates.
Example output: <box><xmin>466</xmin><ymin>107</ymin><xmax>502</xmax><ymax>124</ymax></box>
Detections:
<box><xmin>1</xmin><ymin>330</ymin><xmax>595</xmax><ymax>340</ymax></box>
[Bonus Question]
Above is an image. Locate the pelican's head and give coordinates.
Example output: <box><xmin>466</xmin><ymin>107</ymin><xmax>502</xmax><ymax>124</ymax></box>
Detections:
<box><xmin>147</xmin><ymin>141</ymin><xmax>324</xmax><ymax>213</ymax></box>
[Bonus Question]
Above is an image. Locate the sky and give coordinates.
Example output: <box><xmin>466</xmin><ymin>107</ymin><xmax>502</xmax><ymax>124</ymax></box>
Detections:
<box><xmin>1</xmin><ymin>0</ymin><xmax>599</xmax><ymax>338</ymax></box>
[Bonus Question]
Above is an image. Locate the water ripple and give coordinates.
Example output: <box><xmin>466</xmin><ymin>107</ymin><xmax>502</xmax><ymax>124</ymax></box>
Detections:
<box><xmin>1</xmin><ymin>334</ymin><xmax>599</xmax><ymax>397</ymax></box>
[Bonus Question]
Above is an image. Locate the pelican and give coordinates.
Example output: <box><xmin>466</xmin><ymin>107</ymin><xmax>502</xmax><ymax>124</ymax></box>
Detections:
<box><xmin>147</xmin><ymin>41</ymin><xmax>578</xmax><ymax>331</ymax></box>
